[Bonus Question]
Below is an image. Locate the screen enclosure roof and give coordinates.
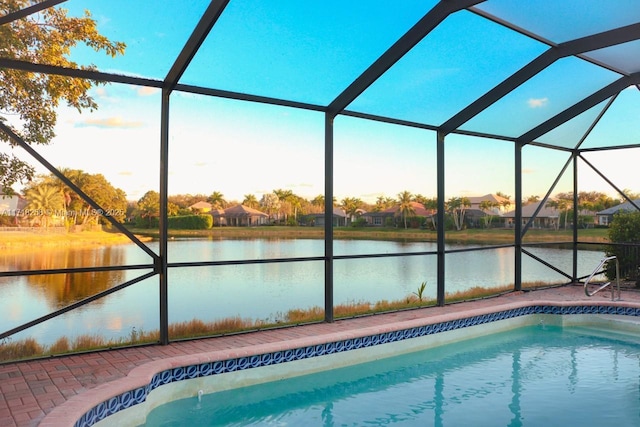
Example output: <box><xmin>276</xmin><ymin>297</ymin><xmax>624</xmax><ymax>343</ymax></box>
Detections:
<box><xmin>1</xmin><ymin>0</ymin><xmax>640</xmax><ymax>152</ymax></box>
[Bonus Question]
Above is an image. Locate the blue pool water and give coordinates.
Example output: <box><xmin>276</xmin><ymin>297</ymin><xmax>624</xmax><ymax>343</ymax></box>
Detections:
<box><xmin>142</xmin><ymin>324</ymin><xmax>640</xmax><ymax>426</ymax></box>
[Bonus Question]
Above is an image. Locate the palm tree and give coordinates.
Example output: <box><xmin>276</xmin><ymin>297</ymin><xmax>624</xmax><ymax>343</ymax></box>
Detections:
<box><xmin>24</xmin><ymin>184</ymin><xmax>64</xmax><ymax>227</ymax></box>
<box><xmin>38</xmin><ymin>168</ymin><xmax>87</xmax><ymax>224</ymax></box>
<box><xmin>340</xmin><ymin>197</ymin><xmax>362</xmax><ymax>224</ymax></box>
<box><xmin>397</xmin><ymin>191</ymin><xmax>414</xmax><ymax>229</ymax></box>
<box><xmin>208</xmin><ymin>191</ymin><xmax>227</xmax><ymax>209</ymax></box>
<box><xmin>374</xmin><ymin>195</ymin><xmax>396</xmax><ymax>212</ymax></box>
<box><xmin>243</xmin><ymin>194</ymin><xmax>258</xmax><ymax>209</ymax></box>
<box><xmin>311</xmin><ymin>194</ymin><xmax>325</xmax><ymax>208</ymax></box>
<box><xmin>288</xmin><ymin>196</ymin><xmax>302</xmax><ymax>223</ymax></box>
<box><xmin>421</xmin><ymin>197</ymin><xmax>438</xmax><ymax>229</ymax></box>
<box><xmin>137</xmin><ymin>190</ymin><xmax>160</xmax><ymax>228</ymax></box>
<box><xmin>524</xmin><ymin>195</ymin><xmax>540</xmax><ymax>205</ymax></box>
<box><xmin>479</xmin><ymin>200</ymin><xmax>499</xmax><ymax>228</ymax></box>
<box><xmin>548</xmin><ymin>194</ymin><xmax>572</xmax><ymax>230</ymax></box>
<box><xmin>447</xmin><ymin>196</ymin><xmax>471</xmax><ymax>231</ymax></box>
<box><xmin>260</xmin><ymin>193</ymin><xmax>281</xmax><ymax>223</ymax></box>
<box><xmin>274</xmin><ymin>189</ymin><xmax>296</xmax><ymax>223</ymax></box>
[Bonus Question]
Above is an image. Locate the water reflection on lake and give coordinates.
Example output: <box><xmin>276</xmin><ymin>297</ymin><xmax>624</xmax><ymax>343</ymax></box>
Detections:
<box><xmin>0</xmin><ymin>239</ymin><xmax>605</xmax><ymax>345</ymax></box>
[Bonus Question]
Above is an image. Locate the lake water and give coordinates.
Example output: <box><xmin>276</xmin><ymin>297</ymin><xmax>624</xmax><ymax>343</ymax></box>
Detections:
<box><xmin>0</xmin><ymin>239</ymin><xmax>606</xmax><ymax>346</ymax></box>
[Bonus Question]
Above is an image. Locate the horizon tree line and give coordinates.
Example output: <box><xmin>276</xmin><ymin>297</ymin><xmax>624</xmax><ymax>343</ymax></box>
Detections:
<box><xmin>5</xmin><ymin>169</ymin><xmax>638</xmax><ymax>230</ymax></box>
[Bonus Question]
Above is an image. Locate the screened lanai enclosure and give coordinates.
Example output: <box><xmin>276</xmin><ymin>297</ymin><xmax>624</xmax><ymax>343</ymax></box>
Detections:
<box><xmin>1</xmin><ymin>0</ymin><xmax>640</xmax><ymax>360</ymax></box>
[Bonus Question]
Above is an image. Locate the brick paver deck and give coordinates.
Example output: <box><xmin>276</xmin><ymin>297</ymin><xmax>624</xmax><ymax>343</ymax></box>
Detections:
<box><xmin>1</xmin><ymin>284</ymin><xmax>639</xmax><ymax>427</ymax></box>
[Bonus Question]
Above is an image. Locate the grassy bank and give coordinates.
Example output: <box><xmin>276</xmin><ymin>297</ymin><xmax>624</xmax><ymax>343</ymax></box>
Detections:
<box><xmin>130</xmin><ymin>226</ymin><xmax>610</xmax><ymax>245</ymax></box>
<box><xmin>0</xmin><ymin>226</ymin><xmax>610</xmax><ymax>250</ymax></box>
<box><xmin>0</xmin><ymin>229</ymin><xmax>151</xmax><ymax>251</ymax></box>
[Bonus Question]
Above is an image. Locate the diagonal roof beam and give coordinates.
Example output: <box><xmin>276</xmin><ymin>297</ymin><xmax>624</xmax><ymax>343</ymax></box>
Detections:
<box><xmin>517</xmin><ymin>73</ymin><xmax>640</xmax><ymax>144</ymax></box>
<box><xmin>0</xmin><ymin>57</ymin><xmax>163</xmax><ymax>87</ymax></box>
<box><xmin>0</xmin><ymin>0</ymin><xmax>66</xmax><ymax>26</ymax></box>
<box><xmin>327</xmin><ymin>0</ymin><xmax>486</xmax><ymax>116</ymax></box>
<box><xmin>163</xmin><ymin>0</ymin><xmax>230</xmax><ymax>93</ymax></box>
<box><xmin>440</xmin><ymin>22</ymin><xmax>640</xmax><ymax>134</ymax></box>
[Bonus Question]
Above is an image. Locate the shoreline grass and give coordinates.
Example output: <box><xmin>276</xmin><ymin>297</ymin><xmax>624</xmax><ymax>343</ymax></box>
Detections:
<box><xmin>130</xmin><ymin>226</ymin><xmax>610</xmax><ymax>245</ymax></box>
<box><xmin>0</xmin><ymin>282</ymin><xmax>561</xmax><ymax>363</ymax></box>
<box><xmin>0</xmin><ymin>229</ymin><xmax>152</xmax><ymax>251</ymax></box>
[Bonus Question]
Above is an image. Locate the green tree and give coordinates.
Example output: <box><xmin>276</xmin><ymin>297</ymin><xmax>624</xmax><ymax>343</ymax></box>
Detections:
<box><xmin>26</xmin><ymin>169</ymin><xmax>126</xmax><ymax>225</ymax></box>
<box><xmin>340</xmin><ymin>197</ymin><xmax>362</xmax><ymax>224</ymax></box>
<box><xmin>606</xmin><ymin>211</ymin><xmax>640</xmax><ymax>280</ymax></box>
<box><xmin>447</xmin><ymin>197</ymin><xmax>471</xmax><ymax>231</ymax></box>
<box><xmin>260</xmin><ymin>192</ymin><xmax>280</xmax><ymax>223</ymax></box>
<box><xmin>34</xmin><ymin>167</ymin><xmax>82</xmax><ymax>223</ymax></box>
<box><xmin>274</xmin><ymin>189</ymin><xmax>298</xmax><ymax>223</ymax></box>
<box><xmin>207</xmin><ymin>191</ymin><xmax>227</xmax><ymax>209</ymax></box>
<box><xmin>311</xmin><ymin>194</ymin><xmax>325</xmax><ymax>208</ymax></box>
<box><xmin>62</xmin><ymin>171</ymin><xmax>126</xmax><ymax>225</ymax></box>
<box><xmin>242</xmin><ymin>194</ymin><xmax>259</xmax><ymax>209</ymax></box>
<box><xmin>286</xmin><ymin>196</ymin><xmax>303</xmax><ymax>224</ymax></box>
<box><xmin>167</xmin><ymin>202</ymin><xmax>180</xmax><ymax>217</ymax></box>
<box><xmin>479</xmin><ymin>200</ymin><xmax>499</xmax><ymax>228</ymax></box>
<box><xmin>374</xmin><ymin>195</ymin><xmax>396</xmax><ymax>212</ymax></box>
<box><xmin>0</xmin><ymin>1</ymin><xmax>125</xmax><ymax>194</ymax></box>
<box><xmin>397</xmin><ymin>191</ymin><xmax>414</xmax><ymax>229</ymax></box>
<box><xmin>24</xmin><ymin>184</ymin><xmax>64</xmax><ymax>227</ymax></box>
<box><xmin>421</xmin><ymin>197</ymin><xmax>438</xmax><ymax>229</ymax></box>
<box><xmin>557</xmin><ymin>192</ymin><xmax>573</xmax><ymax>229</ymax></box>
<box><xmin>578</xmin><ymin>191</ymin><xmax>617</xmax><ymax>213</ymax></box>
<box><xmin>168</xmin><ymin>193</ymin><xmax>208</xmax><ymax>210</ymax></box>
<box><xmin>136</xmin><ymin>190</ymin><xmax>160</xmax><ymax>228</ymax></box>
<box><xmin>547</xmin><ymin>193</ymin><xmax>572</xmax><ymax>230</ymax></box>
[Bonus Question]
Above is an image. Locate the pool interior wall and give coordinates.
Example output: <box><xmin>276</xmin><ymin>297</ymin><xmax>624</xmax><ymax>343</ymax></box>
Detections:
<box><xmin>79</xmin><ymin>306</ymin><xmax>640</xmax><ymax>427</ymax></box>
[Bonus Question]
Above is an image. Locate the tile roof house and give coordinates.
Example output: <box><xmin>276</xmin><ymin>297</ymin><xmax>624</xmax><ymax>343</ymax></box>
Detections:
<box><xmin>596</xmin><ymin>199</ymin><xmax>640</xmax><ymax>226</ymax></box>
<box><xmin>188</xmin><ymin>201</ymin><xmax>213</xmax><ymax>212</ymax></box>
<box><xmin>306</xmin><ymin>207</ymin><xmax>348</xmax><ymax>227</ymax></box>
<box><xmin>502</xmin><ymin>201</ymin><xmax>560</xmax><ymax>229</ymax></box>
<box><xmin>467</xmin><ymin>194</ymin><xmax>512</xmax><ymax>215</ymax></box>
<box><xmin>210</xmin><ymin>204</ymin><xmax>269</xmax><ymax>226</ymax></box>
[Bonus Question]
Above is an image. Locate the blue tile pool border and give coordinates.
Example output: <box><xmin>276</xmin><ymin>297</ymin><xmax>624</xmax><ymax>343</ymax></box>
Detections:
<box><xmin>75</xmin><ymin>304</ymin><xmax>640</xmax><ymax>427</ymax></box>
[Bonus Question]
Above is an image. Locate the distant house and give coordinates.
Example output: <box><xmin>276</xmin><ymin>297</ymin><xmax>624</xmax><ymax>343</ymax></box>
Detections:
<box><xmin>502</xmin><ymin>201</ymin><xmax>559</xmax><ymax>229</ymax></box>
<box><xmin>363</xmin><ymin>201</ymin><xmax>434</xmax><ymax>227</ymax></box>
<box><xmin>210</xmin><ymin>204</ymin><xmax>268</xmax><ymax>226</ymax></box>
<box><xmin>467</xmin><ymin>194</ymin><xmax>512</xmax><ymax>215</ymax></box>
<box><xmin>464</xmin><ymin>208</ymin><xmax>489</xmax><ymax>228</ymax></box>
<box><xmin>504</xmin><ymin>200</ymin><xmax>598</xmax><ymax>229</ymax></box>
<box><xmin>189</xmin><ymin>201</ymin><xmax>213</xmax><ymax>213</ymax></box>
<box><xmin>306</xmin><ymin>208</ymin><xmax>348</xmax><ymax>227</ymax></box>
<box><xmin>596</xmin><ymin>199</ymin><xmax>640</xmax><ymax>226</ymax></box>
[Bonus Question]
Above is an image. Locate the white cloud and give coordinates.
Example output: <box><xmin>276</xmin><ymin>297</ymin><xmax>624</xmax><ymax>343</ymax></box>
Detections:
<box><xmin>74</xmin><ymin>116</ymin><xmax>144</xmax><ymax>129</ymax></box>
<box><xmin>528</xmin><ymin>97</ymin><xmax>548</xmax><ymax>108</ymax></box>
<box><xmin>137</xmin><ymin>86</ymin><xmax>160</xmax><ymax>97</ymax></box>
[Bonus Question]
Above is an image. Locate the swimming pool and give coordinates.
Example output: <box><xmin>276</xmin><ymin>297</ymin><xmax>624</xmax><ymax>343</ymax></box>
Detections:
<box><xmin>59</xmin><ymin>304</ymin><xmax>640</xmax><ymax>427</ymax></box>
<box><xmin>141</xmin><ymin>322</ymin><xmax>640</xmax><ymax>426</ymax></box>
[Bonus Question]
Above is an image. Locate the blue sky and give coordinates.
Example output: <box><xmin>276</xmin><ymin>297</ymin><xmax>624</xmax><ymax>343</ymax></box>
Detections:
<box><xmin>7</xmin><ymin>1</ymin><xmax>640</xmax><ymax>203</ymax></box>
